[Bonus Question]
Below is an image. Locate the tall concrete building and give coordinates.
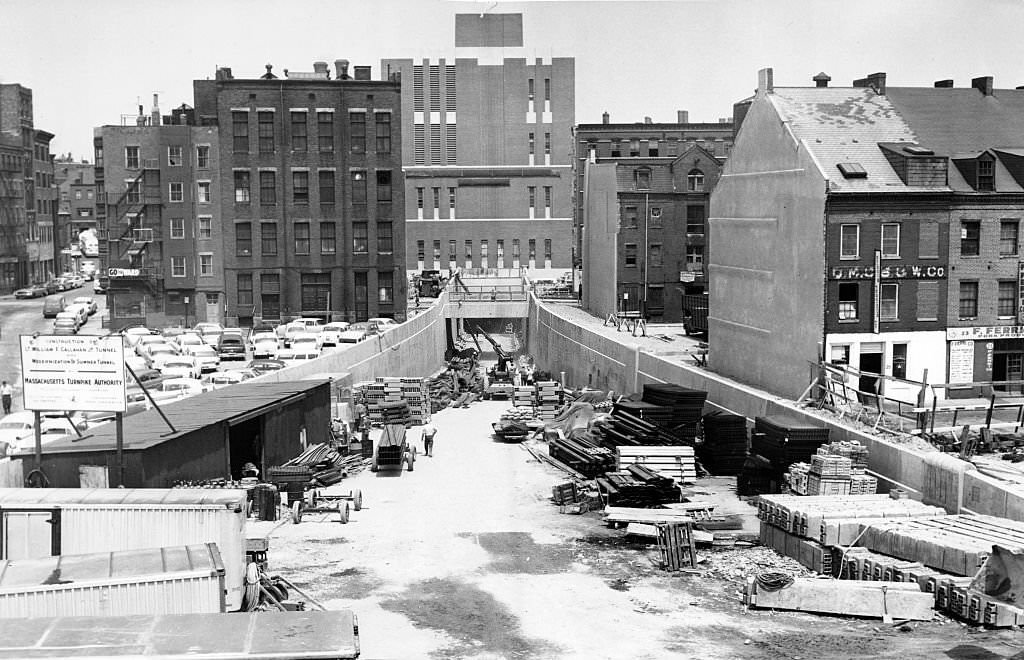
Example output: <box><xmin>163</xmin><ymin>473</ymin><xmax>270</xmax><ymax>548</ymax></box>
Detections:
<box><xmin>193</xmin><ymin>60</ymin><xmax>406</xmax><ymax>325</ymax></box>
<box><xmin>0</xmin><ymin>84</ymin><xmax>57</xmax><ymax>291</ymax></box>
<box><xmin>94</xmin><ymin>100</ymin><xmax>224</xmax><ymax>328</ymax></box>
<box><xmin>382</xmin><ymin>13</ymin><xmax>574</xmax><ymax>274</ymax></box>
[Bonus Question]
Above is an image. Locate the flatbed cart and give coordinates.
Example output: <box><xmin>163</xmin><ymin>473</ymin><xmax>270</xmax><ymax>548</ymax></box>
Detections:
<box><xmin>371</xmin><ymin>423</ymin><xmax>416</xmax><ymax>473</ymax></box>
<box><xmin>290</xmin><ymin>487</ymin><xmax>364</xmax><ymax>524</ymax></box>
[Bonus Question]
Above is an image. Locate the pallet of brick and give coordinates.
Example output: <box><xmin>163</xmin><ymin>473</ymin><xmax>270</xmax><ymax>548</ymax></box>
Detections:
<box><xmin>699</xmin><ymin>411</ymin><xmax>748</xmax><ymax>476</ymax></box>
<box><xmin>756</xmin><ymin>494</ymin><xmax>946</xmax><ymax>542</ymax></box>
<box><xmin>785</xmin><ymin>463</ymin><xmax>810</xmax><ymax>495</ymax></box>
<box><xmin>616</xmin><ymin>446</ymin><xmax>696</xmax><ymax>484</ymax></box>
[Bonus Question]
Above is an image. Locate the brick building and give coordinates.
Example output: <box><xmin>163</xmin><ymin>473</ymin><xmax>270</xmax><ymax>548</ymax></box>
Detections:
<box><xmin>94</xmin><ymin>100</ymin><xmax>224</xmax><ymax>329</ymax></box>
<box><xmin>711</xmin><ymin>69</ymin><xmax>1024</xmax><ymax>401</ymax></box>
<box><xmin>382</xmin><ymin>13</ymin><xmax>574</xmax><ymax>274</ymax></box>
<box><xmin>576</xmin><ymin>113</ymin><xmax>733</xmax><ymax>321</ymax></box>
<box><xmin>193</xmin><ymin>60</ymin><xmax>405</xmax><ymax>324</ymax></box>
<box><xmin>0</xmin><ymin>84</ymin><xmax>57</xmax><ymax>292</ymax></box>
<box><xmin>54</xmin><ymin>156</ymin><xmax>97</xmax><ymax>261</ymax></box>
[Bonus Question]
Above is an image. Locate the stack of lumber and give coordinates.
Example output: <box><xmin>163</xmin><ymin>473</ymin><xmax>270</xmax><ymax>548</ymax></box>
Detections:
<box><xmin>603</xmin><ymin>502</ymin><xmax>715</xmax><ymax>526</ymax></box>
<box><xmin>596</xmin><ymin>464</ymin><xmax>679</xmax><ymax>507</ymax></box>
<box><xmin>268</xmin><ymin>443</ymin><xmax>368</xmax><ymax>489</ymax></box>
<box><xmin>513</xmin><ymin>385</ymin><xmax>535</xmax><ymax>409</ymax></box>
<box><xmin>535</xmin><ymin>381</ymin><xmax>564</xmax><ymax>420</ymax></box>
<box><xmin>640</xmin><ymin>384</ymin><xmax>707</xmax><ymax>442</ymax></box>
<box><xmin>548</xmin><ymin>434</ymin><xmax>615</xmax><ymax>478</ymax></box>
<box><xmin>616</xmin><ymin>445</ymin><xmax>696</xmax><ymax>484</ymax></box>
<box><xmin>612</xmin><ymin>400</ymin><xmax>674</xmax><ymax>426</ymax></box>
<box><xmin>699</xmin><ymin>411</ymin><xmax>748</xmax><ymax>475</ymax></box>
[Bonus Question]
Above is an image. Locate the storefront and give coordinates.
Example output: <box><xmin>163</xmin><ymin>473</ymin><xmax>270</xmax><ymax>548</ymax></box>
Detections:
<box><xmin>947</xmin><ymin>326</ymin><xmax>1024</xmax><ymax>393</ymax></box>
<box><xmin>824</xmin><ymin>331</ymin><xmax>947</xmax><ymax>404</ymax></box>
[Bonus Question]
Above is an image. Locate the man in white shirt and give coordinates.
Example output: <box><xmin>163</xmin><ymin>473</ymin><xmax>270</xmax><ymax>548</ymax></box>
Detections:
<box><xmin>422</xmin><ymin>423</ymin><xmax>437</xmax><ymax>457</ymax></box>
<box><xmin>0</xmin><ymin>381</ymin><xmax>11</xmax><ymax>415</ymax></box>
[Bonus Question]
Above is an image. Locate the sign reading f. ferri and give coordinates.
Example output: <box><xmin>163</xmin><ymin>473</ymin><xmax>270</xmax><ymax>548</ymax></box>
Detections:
<box><xmin>19</xmin><ymin>335</ymin><xmax>127</xmax><ymax>412</ymax></box>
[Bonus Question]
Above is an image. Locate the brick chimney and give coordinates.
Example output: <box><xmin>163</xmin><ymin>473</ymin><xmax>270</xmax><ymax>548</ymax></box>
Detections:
<box><xmin>150</xmin><ymin>94</ymin><xmax>160</xmax><ymax>126</ymax></box>
<box><xmin>934</xmin><ymin>79</ymin><xmax>954</xmax><ymax>88</ymax></box>
<box><xmin>813</xmin><ymin>72</ymin><xmax>831</xmax><ymax>88</ymax></box>
<box><xmin>602</xmin><ymin>112</ymin><xmax>610</xmax><ymax>124</ymax></box>
<box><xmin>853</xmin><ymin>72</ymin><xmax>886</xmax><ymax>94</ymax></box>
<box><xmin>757</xmin><ymin>67</ymin><xmax>774</xmax><ymax>94</ymax></box>
<box><xmin>677</xmin><ymin>110</ymin><xmax>689</xmax><ymax>123</ymax></box>
<box><xmin>644</xmin><ymin>116</ymin><xmax>652</xmax><ymax>124</ymax></box>
<box><xmin>313</xmin><ymin>61</ymin><xmax>329</xmax><ymax>78</ymax></box>
<box><xmin>972</xmin><ymin>76</ymin><xmax>994</xmax><ymax>96</ymax></box>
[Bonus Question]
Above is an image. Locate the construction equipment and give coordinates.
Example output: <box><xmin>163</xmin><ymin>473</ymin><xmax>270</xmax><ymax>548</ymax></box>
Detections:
<box><xmin>473</xmin><ymin>325</ymin><xmax>516</xmax><ymax>399</ymax></box>
<box><xmin>291</xmin><ymin>488</ymin><xmax>363</xmax><ymax>524</ymax></box>
<box><xmin>371</xmin><ymin>423</ymin><xmax>416</xmax><ymax>473</ymax></box>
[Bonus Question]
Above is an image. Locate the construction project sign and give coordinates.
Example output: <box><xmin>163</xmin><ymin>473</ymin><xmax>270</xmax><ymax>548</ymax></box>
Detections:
<box><xmin>20</xmin><ymin>335</ymin><xmax>127</xmax><ymax>412</ymax></box>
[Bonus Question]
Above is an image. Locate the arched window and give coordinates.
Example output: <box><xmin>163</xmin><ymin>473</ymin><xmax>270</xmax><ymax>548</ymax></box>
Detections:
<box><xmin>687</xmin><ymin>169</ymin><xmax>705</xmax><ymax>192</ymax></box>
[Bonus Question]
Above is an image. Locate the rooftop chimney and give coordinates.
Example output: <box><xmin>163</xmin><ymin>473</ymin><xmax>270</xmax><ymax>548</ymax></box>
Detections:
<box><xmin>972</xmin><ymin>76</ymin><xmax>994</xmax><ymax>96</ymax></box>
<box><xmin>602</xmin><ymin>111</ymin><xmax>610</xmax><ymax>124</ymax></box>
<box><xmin>335</xmin><ymin>59</ymin><xmax>350</xmax><ymax>80</ymax></box>
<box><xmin>260</xmin><ymin>64</ymin><xmax>277</xmax><ymax>80</ymax></box>
<box><xmin>215</xmin><ymin>67</ymin><xmax>233</xmax><ymax>81</ymax></box>
<box><xmin>757</xmin><ymin>67</ymin><xmax>774</xmax><ymax>94</ymax></box>
<box><xmin>313</xmin><ymin>61</ymin><xmax>329</xmax><ymax>78</ymax></box>
<box><xmin>934</xmin><ymin>79</ymin><xmax>954</xmax><ymax>88</ymax></box>
<box><xmin>852</xmin><ymin>72</ymin><xmax>886</xmax><ymax>95</ymax></box>
<box><xmin>644</xmin><ymin>116</ymin><xmax>652</xmax><ymax>124</ymax></box>
<box><xmin>354</xmin><ymin>66</ymin><xmax>371</xmax><ymax>81</ymax></box>
<box><xmin>151</xmin><ymin>94</ymin><xmax>160</xmax><ymax>126</ymax></box>
<box><xmin>136</xmin><ymin>103</ymin><xmax>146</xmax><ymax>127</ymax></box>
<box><xmin>677</xmin><ymin>110</ymin><xmax>689</xmax><ymax>123</ymax></box>
<box><xmin>813</xmin><ymin>72</ymin><xmax>831</xmax><ymax>88</ymax></box>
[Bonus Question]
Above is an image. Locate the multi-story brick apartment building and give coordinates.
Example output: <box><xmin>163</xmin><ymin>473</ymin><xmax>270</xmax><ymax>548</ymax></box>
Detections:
<box><xmin>0</xmin><ymin>84</ymin><xmax>57</xmax><ymax>291</ymax></box>
<box><xmin>193</xmin><ymin>60</ymin><xmax>405</xmax><ymax>324</ymax></box>
<box><xmin>711</xmin><ymin>69</ymin><xmax>1024</xmax><ymax>401</ymax></box>
<box><xmin>94</xmin><ymin>100</ymin><xmax>224</xmax><ymax>328</ymax></box>
<box><xmin>55</xmin><ymin>156</ymin><xmax>97</xmax><ymax>262</ymax></box>
<box><xmin>382</xmin><ymin>13</ymin><xmax>574</xmax><ymax>274</ymax></box>
<box><xmin>576</xmin><ymin>113</ymin><xmax>733</xmax><ymax>321</ymax></box>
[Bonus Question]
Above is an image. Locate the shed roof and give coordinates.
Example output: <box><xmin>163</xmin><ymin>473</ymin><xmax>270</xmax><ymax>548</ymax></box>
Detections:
<box><xmin>0</xmin><ymin>487</ymin><xmax>246</xmax><ymax>508</ymax></box>
<box><xmin>17</xmin><ymin>380</ymin><xmax>329</xmax><ymax>455</ymax></box>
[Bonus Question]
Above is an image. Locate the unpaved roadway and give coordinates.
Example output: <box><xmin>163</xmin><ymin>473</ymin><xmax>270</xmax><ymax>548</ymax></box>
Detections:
<box><xmin>263</xmin><ymin>401</ymin><xmax>1024</xmax><ymax>660</ymax></box>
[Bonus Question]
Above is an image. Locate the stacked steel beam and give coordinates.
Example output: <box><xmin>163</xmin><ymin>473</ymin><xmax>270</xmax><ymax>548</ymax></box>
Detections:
<box><xmin>548</xmin><ymin>434</ymin><xmax>615</xmax><ymax>478</ymax></box>
<box><xmin>596</xmin><ymin>464</ymin><xmax>679</xmax><ymax>507</ymax></box>
<box><xmin>699</xmin><ymin>412</ymin><xmax>748</xmax><ymax>475</ymax></box>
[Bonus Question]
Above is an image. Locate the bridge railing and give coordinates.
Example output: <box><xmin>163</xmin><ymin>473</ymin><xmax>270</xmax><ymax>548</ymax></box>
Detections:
<box><xmin>449</xmin><ymin>285</ymin><xmax>527</xmax><ymax>302</ymax></box>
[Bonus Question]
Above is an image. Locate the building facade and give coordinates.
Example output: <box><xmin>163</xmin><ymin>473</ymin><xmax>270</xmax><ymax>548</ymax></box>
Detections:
<box><xmin>193</xmin><ymin>60</ymin><xmax>406</xmax><ymax>325</ymax></box>
<box><xmin>55</xmin><ymin>157</ymin><xmax>98</xmax><ymax>271</ymax></box>
<box><xmin>95</xmin><ymin>101</ymin><xmax>224</xmax><ymax>329</ymax></box>
<box><xmin>382</xmin><ymin>13</ymin><xmax>574</xmax><ymax>274</ymax></box>
<box><xmin>576</xmin><ymin>114</ymin><xmax>733</xmax><ymax>322</ymax></box>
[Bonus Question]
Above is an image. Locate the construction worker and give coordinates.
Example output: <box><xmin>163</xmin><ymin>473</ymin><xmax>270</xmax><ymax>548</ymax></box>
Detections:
<box><xmin>422</xmin><ymin>423</ymin><xmax>437</xmax><ymax>457</ymax></box>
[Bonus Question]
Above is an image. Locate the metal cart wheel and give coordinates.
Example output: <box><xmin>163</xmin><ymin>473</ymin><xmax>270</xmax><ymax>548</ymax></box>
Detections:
<box><xmin>338</xmin><ymin>502</ymin><xmax>350</xmax><ymax>524</ymax></box>
<box><xmin>352</xmin><ymin>489</ymin><xmax>363</xmax><ymax>511</ymax></box>
<box><xmin>291</xmin><ymin>501</ymin><xmax>303</xmax><ymax>524</ymax></box>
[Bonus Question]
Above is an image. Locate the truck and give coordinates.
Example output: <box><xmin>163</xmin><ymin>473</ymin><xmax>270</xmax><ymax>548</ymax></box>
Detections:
<box><xmin>79</xmin><ymin>259</ymin><xmax>98</xmax><ymax>280</ymax></box>
<box><xmin>681</xmin><ymin>293</ymin><xmax>709</xmax><ymax>336</ymax></box>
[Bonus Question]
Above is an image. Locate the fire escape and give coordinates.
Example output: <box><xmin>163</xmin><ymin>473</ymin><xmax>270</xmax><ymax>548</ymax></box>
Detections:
<box><xmin>0</xmin><ymin>155</ymin><xmax>24</xmax><ymax>291</ymax></box>
<box><xmin>98</xmin><ymin>159</ymin><xmax>163</xmax><ymax>292</ymax></box>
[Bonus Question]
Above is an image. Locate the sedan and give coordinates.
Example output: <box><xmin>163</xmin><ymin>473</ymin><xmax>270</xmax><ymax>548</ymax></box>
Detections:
<box><xmin>205</xmin><ymin>371</ymin><xmax>246</xmax><ymax>389</ymax></box>
<box><xmin>72</xmin><ymin>297</ymin><xmax>98</xmax><ymax>315</ymax></box>
<box><xmin>252</xmin><ymin>335</ymin><xmax>280</xmax><ymax>359</ymax></box>
<box><xmin>173</xmin><ymin>332</ymin><xmax>205</xmax><ymax>352</ymax></box>
<box><xmin>14</xmin><ymin>285</ymin><xmax>45</xmax><ymax>299</ymax></box>
<box><xmin>247</xmin><ymin>359</ymin><xmax>286</xmax><ymax>375</ymax></box>
<box><xmin>159</xmin><ymin>357</ymin><xmax>200</xmax><ymax>380</ymax></box>
<box><xmin>52</xmin><ymin>318</ymin><xmax>78</xmax><ymax>335</ymax></box>
<box><xmin>338</xmin><ymin>323</ymin><xmax>368</xmax><ymax>343</ymax></box>
<box><xmin>320</xmin><ymin>322</ymin><xmax>351</xmax><ymax>347</ymax></box>
<box><xmin>146</xmin><ymin>347</ymin><xmax>180</xmax><ymax>371</ymax></box>
<box><xmin>186</xmin><ymin>343</ymin><xmax>221</xmax><ymax>372</ymax></box>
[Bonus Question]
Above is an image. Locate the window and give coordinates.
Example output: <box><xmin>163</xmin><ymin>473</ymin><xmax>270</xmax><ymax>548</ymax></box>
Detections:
<box><xmin>170</xmin><ymin>218</ymin><xmax>185</xmax><ymax>239</ymax></box>
<box><xmin>377</xmin><ymin>222</ymin><xmax>393</xmax><ymax>253</ymax></box>
<box><xmin>999</xmin><ymin>280</ymin><xmax>1017</xmax><ymax>317</ymax></box>
<box><xmin>198</xmin><ymin>216</ymin><xmax>212</xmax><ymax>239</ymax></box>
<box><xmin>960</xmin><ymin>281</ymin><xmax>979</xmax><ymax>318</ymax></box>
<box><xmin>259</xmin><ymin>171</ymin><xmax>276</xmax><ymax>205</ymax></box>
<box><xmin>528</xmin><ymin>186</ymin><xmax>536</xmax><ymax>214</ymax></box>
<box><xmin>197</xmin><ymin>181</ymin><xmax>211</xmax><ymax>203</ymax></box>
<box><xmin>544</xmin><ymin>186</ymin><xmax>551</xmax><ymax>215</ymax></box>
<box><xmin>649</xmin><ymin>207</ymin><xmax>662</xmax><ymax>228</ymax></box>
<box><xmin>432</xmin><ymin>187</ymin><xmax>440</xmax><ymax>217</ymax></box>
<box><xmin>417</xmin><ymin>240</ymin><xmax>425</xmax><ymax>263</ymax></box>
<box><xmin>630</xmin><ymin>139</ymin><xmax>640</xmax><ymax>157</ymax></box>
<box><xmin>611</xmin><ymin>141</ymin><xmax>622</xmax><ymax>157</ymax></box>
<box><xmin>352</xmin><ymin>222</ymin><xmax>367</xmax><ymax>253</ymax></box>
<box><xmin>232</xmin><ymin>112</ymin><xmax>249</xmax><ymax>153</ymax></box>
<box><xmin>292</xmin><ymin>170</ymin><xmax>309</xmax><ymax>204</ymax></box>
<box><xmin>321</xmin><ymin>222</ymin><xmax>336</xmax><ymax>253</ymax></box>
<box><xmin>496</xmin><ymin>239</ymin><xmax>504</xmax><ymax>264</ymax></box>
<box><xmin>301</xmin><ymin>273</ymin><xmax>331</xmax><ymax>312</ymax></box>
<box><xmin>126</xmin><ymin>181</ymin><xmax>141</xmax><ymax>204</ymax></box>
<box><xmin>881</xmin><ymin>223</ymin><xmax>900</xmax><ymax>258</ymax></box>
<box><xmin>261</xmin><ymin>274</ymin><xmax>281</xmax><ymax>320</ymax></box>
<box><xmin>635</xmin><ymin>168</ymin><xmax>651</xmax><ymax>190</ymax></box>
<box><xmin>449</xmin><ymin>187</ymin><xmax>456</xmax><ymax>215</ymax></box>
<box><xmin>840</xmin><ymin>224</ymin><xmax>860</xmax><ymax>259</ymax></box>
<box><xmin>686</xmin><ymin>245</ymin><xmax>704</xmax><ymax>270</ymax></box>
<box><xmin>686</xmin><ymin>206</ymin><xmax>705</xmax><ymax>234</ymax></box>
<box><xmin>528</xmin><ymin>132</ymin><xmax>535</xmax><ymax>157</ymax></box>
<box><xmin>234</xmin><ymin>170</ymin><xmax>250</xmax><ymax>203</ymax></box>
<box><xmin>480</xmin><ymin>240</ymin><xmax>488</xmax><ymax>267</ymax></box>
<box><xmin>441</xmin><ymin>240</ymin><xmax>449</xmax><ymax>266</ymax></box>
<box><xmin>623</xmin><ymin>206</ymin><xmax>638</xmax><ymax>228</ymax></box>
<box><xmin>528</xmin><ymin>78</ymin><xmax>535</xmax><ymax>103</ymax></box>
<box><xmin>260</xmin><ymin>222</ymin><xmax>277</xmax><ymax>256</ymax></box>
<box><xmin>375</xmin><ymin>112</ymin><xmax>391</xmax><ymax>153</ymax></box>
<box><xmin>354</xmin><ymin>272</ymin><xmax>368</xmax><ymax>322</ymax></box>
<box><xmin>171</xmin><ymin>256</ymin><xmax>186</xmax><ymax>278</ymax></box>
<box><xmin>1000</xmin><ymin>220</ymin><xmax>1019</xmax><ymax>256</ymax></box>
<box><xmin>169</xmin><ymin>182</ymin><xmax>183</xmax><ymax>202</ymax></box>
<box><xmin>961</xmin><ymin>220</ymin><xmax>980</xmax><ymax>256</ymax></box>
<box><xmin>317</xmin><ymin>112</ymin><xmax>334</xmax><ymax>152</ymax></box>
<box><xmin>199</xmin><ymin>253</ymin><xmax>213</xmax><ymax>277</ymax></box>
<box><xmin>648</xmin><ymin>286</ymin><xmax>664</xmax><ymax>310</ymax></box>
<box><xmin>236</xmin><ymin>222</ymin><xmax>252</xmax><ymax>256</ymax></box>
<box><xmin>376</xmin><ymin>170</ymin><xmax>392</xmax><ymax>202</ymax></box>
<box><xmin>544</xmin><ymin>78</ymin><xmax>550</xmax><ymax>102</ymax></box>
<box><xmin>350</xmin><ymin>112</ymin><xmax>366</xmax><ymax>154</ymax></box>
<box><xmin>650</xmin><ymin>243</ymin><xmax>663</xmax><ymax>267</ymax></box>
<box><xmin>319</xmin><ymin>170</ymin><xmax>335</xmax><ymax>205</ymax></box>
<box><xmin>197</xmin><ymin>145</ymin><xmax>210</xmax><ymax>168</ymax></box>
<box><xmin>625</xmin><ymin>243</ymin><xmax>637</xmax><ymax>267</ymax></box>
<box><xmin>648</xmin><ymin>139</ymin><xmax>659</xmax><ymax>157</ymax></box>
<box><xmin>351</xmin><ymin>171</ymin><xmax>366</xmax><ymax>205</ymax></box>
<box><xmin>168</xmin><ymin>146</ymin><xmax>183</xmax><ymax>166</ymax></box>
<box><xmin>838</xmin><ymin>282</ymin><xmax>859</xmax><ymax>320</ymax></box>
<box><xmin>512</xmin><ymin>239</ymin><xmax>521</xmax><ymax>264</ymax></box>
<box><xmin>237</xmin><ymin>273</ymin><xmax>253</xmax><ymax>306</ymax></box>
<box><xmin>416</xmin><ymin>187</ymin><xmax>424</xmax><ymax>213</ymax></box>
<box><xmin>919</xmin><ymin>220</ymin><xmax>939</xmax><ymax>258</ymax></box>
<box><xmin>257</xmin><ymin>111</ymin><xmax>275</xmax><ymax>153</ymax></box>
<box><xmin>465</xmin><ymin>240</ymin><xmax>473</xmax><ymax>268</ymax></box>
<box><xmin>528</xmin><ymin>239</ymin><xmax>536</xmax><ymax>262</ymax></box>
<box><xmin>294</xmin><ymin>223</ymin><xmax>310</xmax><ymax>254</ymax></box>
<box><xmin>125</xmin><ymin>146</ymin><xmax>140</xmax><ymax>169</ymax></box>
<box><xmin>917</xmin><ymin>281</ymin><xmax>939</xmax><ymax>321</ymax></box>
<box><xmin>544</xmin><ymin>132</ymin><xmax>551</xmax><ymax>158</ymax></box>
<box><xmin>892</xmin><ymin>343</ymin><xmax>908</xmax><ymax>379</ymax></box>
<box><xmin>977</xmin><ymin>158</ymin><xmax>995</xmax><ymax>191</ymax></box>
<box><xmin>687</xmin><ymin>169</ymin><xmax>704</xmax><ymax>191</ymax></box>
<box><xmin>378</xmin><ymin>271</ymin><xmax>394</xmax><ymax>305</ymax></box>
<box><xmin>879</xmin><ymin>283</ymin><xmax>898</xmax><ymax>321</ymax></box>
<box><xmin>290</xmin><ymin>111</ymin><xmax>307</xmax><ymax>152</ymax></box>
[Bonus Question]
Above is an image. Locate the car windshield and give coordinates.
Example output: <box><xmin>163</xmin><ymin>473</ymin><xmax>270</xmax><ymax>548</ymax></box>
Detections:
<box><xmin>165</xmin><ymin>361</ymin><xmax>191</xmax><ymax>368</ymax></box>
<box><xmin>192</xmin><ymin>346</ymin><xmax>216</xmax><ymax>355</ymax></box>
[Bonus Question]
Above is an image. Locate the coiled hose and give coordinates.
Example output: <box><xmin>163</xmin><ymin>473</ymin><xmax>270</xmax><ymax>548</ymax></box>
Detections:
<box><xmin>755</xmin><ymin>571</ymin><xmax>795</xmax><ymax>592</ymax></box>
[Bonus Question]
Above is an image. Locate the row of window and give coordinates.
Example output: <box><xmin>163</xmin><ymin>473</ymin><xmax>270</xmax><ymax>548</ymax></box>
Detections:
<box><xmin>624</xmin><ymin>243</ymin><xmax>704</xmax><ymax>269</ymax></box>
<box><xmin>124</xmin><ymin>145</ymin><xmax>211</xmax><ymax>170</ymax></box>
<box><xmin>526</xmin><ymin>78</ymin><xmax>552</xmax><ymax>104</ymax></box>
<box><xmin>629</xmin><ymin>168</ymin><xmax>704</xmax><ymax>192</ymax></box>
<box><xmin>620</xmin><ymin>205</ymin><xmax>705</xmax><ymax>232</ymax></box>
<box><xmin>835</xmin><ymin>279</ymin><xmax>1020</xmax><ymax>322</ymax></box>
<box><xmin>416</xmin><ymin>238</ymin><xmax>551</xmax><ymax>265</ymax></box>
<box><xmin>586</xmin><ymin>139</ymin><xmax>727</xmax><ymax>160</ymax></box>
<box><xmin>157</xmin><ymin>254</ymin><xmax>214</xmax><ymax>279</ymax></box>
<box><xmin>236</xmin><ymin>270</ymin><xmax>394</xmax><ymax>317</ymax></box>
<box><xmin>839</xmin><ymin>219</ymin><xmax>1019</xmax><ymax>260</ymax></box>
<box><xmin>232</xmin><ymin>169</ymin><xmax>392</xmax><ymax>205</ymax></box>
<box><xmin>231</xmin><ymin>110</ymin><xmax>391</xmax><ymax>155</ymax></box>
<box><xmin>234</xmin><ymin>221</ymin><xmax>391</xmax><ymax>256</ymax></box>
<box><xmin>168</xmin><ymin>216</ymin><xmax>214</xmax><ymax>240</ymax></box>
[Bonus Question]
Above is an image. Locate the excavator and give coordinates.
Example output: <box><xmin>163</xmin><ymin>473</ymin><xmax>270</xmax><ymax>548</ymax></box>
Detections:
<box><xmin>472</xmin><ymin>325</ymin><xmax>516</xmax><ymax>399</ymax></box>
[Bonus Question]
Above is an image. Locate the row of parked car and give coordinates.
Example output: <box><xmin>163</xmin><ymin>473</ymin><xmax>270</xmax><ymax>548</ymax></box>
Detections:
<box><xmin>51</xmin><ymin>297</ymin><xmax>99</xmax><ymax>334</ymax></box>
<box><xmin>14</xmin><ymin>273</ymin><xmax>90</xmax><ymax>299</ymax></box>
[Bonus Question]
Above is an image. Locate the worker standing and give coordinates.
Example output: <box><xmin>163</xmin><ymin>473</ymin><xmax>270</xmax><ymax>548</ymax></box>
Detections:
<box><xmin>422</xmin><ymin>423</ymin><xmax>437</xmax><ymax>457</ymax></box>
<box><xmin>0</xmin><ymin>381</ymin><xmax>11</xmax><ymax>415</ymax></box>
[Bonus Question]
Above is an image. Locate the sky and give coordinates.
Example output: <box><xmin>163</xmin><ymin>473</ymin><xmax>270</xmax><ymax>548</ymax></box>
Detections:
<box><xmin>2</xmin><ymin>0</ymin><xmax>1024</xmax><ymax>160</ymax></box>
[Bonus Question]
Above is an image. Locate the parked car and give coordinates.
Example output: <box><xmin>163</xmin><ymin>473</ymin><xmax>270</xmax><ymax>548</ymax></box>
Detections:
<box><xmin>290</xmin><ymin>334</ymin><xmax>322</xmax><ymax>356</ymax></box>
<box><xmin>161</xmin><ymin>327</ymin><xmax>186</xmax><ymax>341</ymax></box>
<box><xmin>14</xmin><ymin>285</ymin><xmax>44</xmax><ymax>299</ymax></box>
<box><xmin>289</xmin><ymin>348</ymin><xmax>320</xmax><ymax>362</ymax></box>
<box><xmin>52</xmin><ymin>317</ymin><xmax>79</xmax><ymax>335</ymax></box>
<box><xmin>145</xmin><ymin>346</ymin><xmax>180</xmax><ymax>371</ymax></box>
<box><xmin>135</xmin><ymin>334</ymin><xmax>174</xmax><ymax>357</ymax></box>
<box><xmin>320</xmin><ymin>322</ymin><xmax>351</xmax><ymax>347</ymax></box>
<box><xmin>44</xmin><ymin>279</ymin><xmax>62</xmax><ymax>295</ymax></box>
<box><xmin>121</xmin><ymin>325</ymin><xmax>156</xmax><ymax>347</ymax></box>
<box><xmin>159</xmin><ymin>356</ymin><xmax>200</xmax><ymax>380</ymax></box>
<box><xmin>205</xmin><ymin>371</ymin><xmax>246</xmax><ymax>389</ymax></box>
<box><xmin>148</xmin><ymin>378</ymin><xmax>206</xmax><ymax>403</ymax></box>
<box><xmin>55</xmin><ymin>310</ymin><xmax>82</xmax><ymax>329</ymax></box>
<box><xmin>338</xmin><ymin>323</ymin><xmax>368</xmax><ymax>344</ymax></box>
<box><xmin>42</xmin><ymin>296</ymin><xmax>66</xmax><ymax>318</ymax></box>
<box><xmin>93</xmin><ymin>277</ymin><xmax>108</xmax><ymax>294</ymax></box>
<box><xmin>282</xmin><ymin>322</ymin><xmax>310</xmax><ymax>348</ymax></box>
<box><xmin>65</xmin><ymin>303</ymin><xmax>90</xmax><ymax>327</ymax></box>
<box><xmin>367</xmin><ymin>317</ymin><xmax>398</xmax><ymax>334</ymax></box>
<box><xmin>185</xmin><ymin>343</ymin><xmax>221</xmax><ymax>372</ymax></box>
<box><xmin>172</xmin><ymin>332</ymin><xmax>205</xmax><ymax>352</ymax></box>
<box><xmin>217</xmin><ymin>333</ymin><xmax>247</xmax><ymax>361</ymax></box>
<box><xmin>247</xmin><ymin>359</ymin><xmax>286</xmax><ymax>374</ymax></box>
<box><xmin>193</xmin><ymin>322</ymin><xmax>224</xmax><ymax>346</ymax></box>
<box><xmin>251</xmin><ymin>334</ymin><xmax>280</xmax><ymax>359</ymax></box>
<box><xmin>0</xmin><ymin>412</ymin><xmax>36</xmax><ymax>454</ymax></box>
<box><xmin>71</xmin><ymin>296</ymin><xmax>98</xmax><ymax>315</ymax></box>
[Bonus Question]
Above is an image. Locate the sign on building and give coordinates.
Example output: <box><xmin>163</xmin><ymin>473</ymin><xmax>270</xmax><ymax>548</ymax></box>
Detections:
<box><xmin>19</xmin><ymin>335</ymin><xmax>127</xmax><ymax>412</ymax></box>
<box><xmin>948</xmin><ymin>340</ymin><xmax>975</xmax><ymax>384</ymax></box>
<box><xmin>108</xmin><ymin>267</ymin><xmax>141</xmax><ymax>278</ymax></box>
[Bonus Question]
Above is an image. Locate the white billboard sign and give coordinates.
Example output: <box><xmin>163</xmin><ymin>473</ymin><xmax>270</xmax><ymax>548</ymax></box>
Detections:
<box><xmin>20</xmin><ymin>335</ymin><xmax>127</xmax><ymax>412</ymax></box>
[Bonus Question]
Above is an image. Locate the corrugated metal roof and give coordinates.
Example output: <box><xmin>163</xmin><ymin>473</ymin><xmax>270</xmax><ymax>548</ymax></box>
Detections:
<box><xmin>0</xmin><ymin>487</ymin><xmax>246</xmax><ymax>508</ymax></box>
<box><xmin>768</xmin><ymin>87</ymin><xmax>928</xmax><ymax>192</ymax></box>
<box><xmin>20</xmin><ymin>380</ymin><xmax>329</xmax><ymax>455</ymax></box>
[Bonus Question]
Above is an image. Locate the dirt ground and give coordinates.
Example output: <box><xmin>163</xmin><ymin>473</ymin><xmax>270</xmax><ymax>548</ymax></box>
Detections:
<box><xmin>257</xmin><ymin>401</ymin><xmax>1024</xmax><ymax>660</ymax></box>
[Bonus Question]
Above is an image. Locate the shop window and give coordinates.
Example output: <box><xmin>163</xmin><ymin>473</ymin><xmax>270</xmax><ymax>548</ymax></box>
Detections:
<box><xmin>830</xmin><ymin>345</ymin><xmax>850</xmax><ymax>366</ymax></box>
<box><xmin>892</xmin><ymin>343</ymin><xmax>908</xmax><ymax>380</ymax></box>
